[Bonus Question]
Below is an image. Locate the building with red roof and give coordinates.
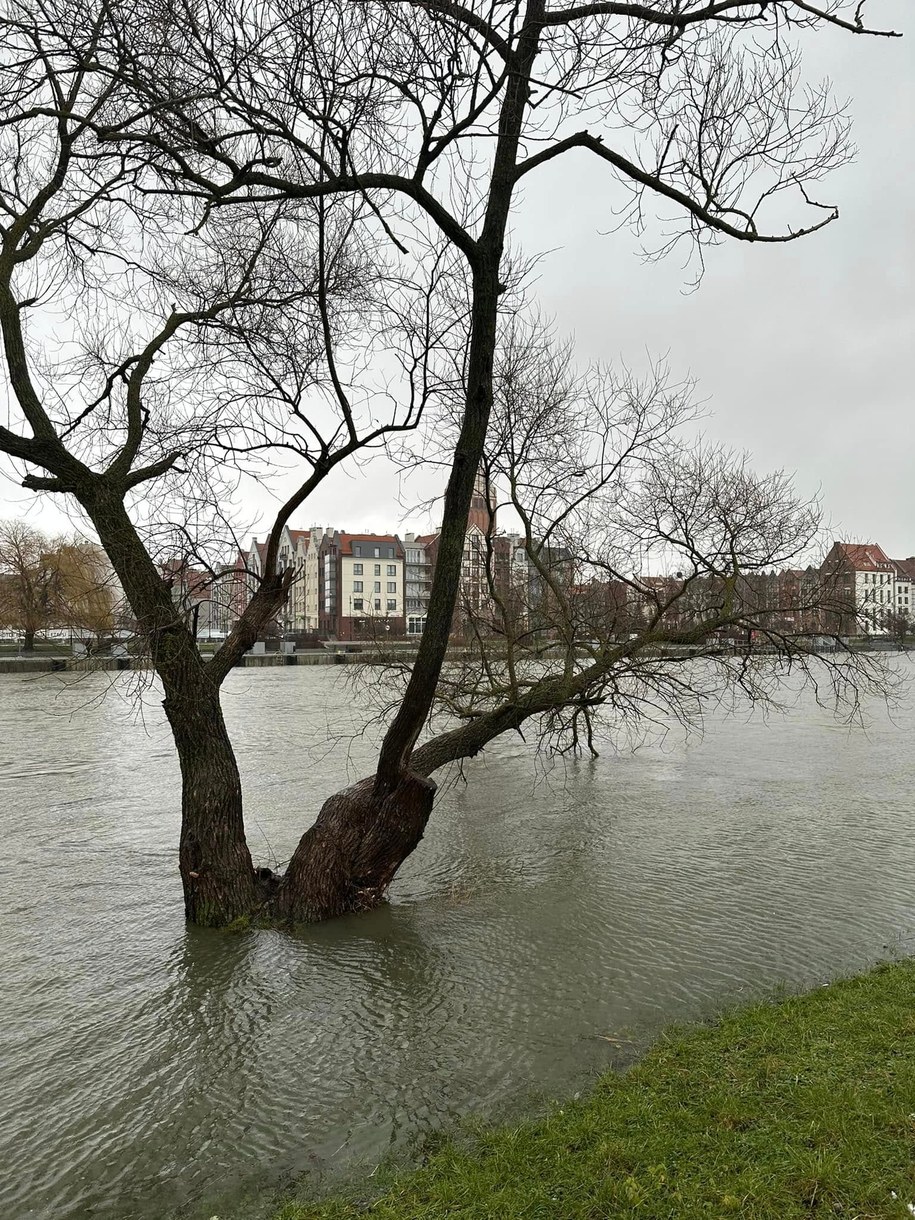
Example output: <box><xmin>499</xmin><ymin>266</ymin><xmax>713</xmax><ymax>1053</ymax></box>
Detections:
<box><xmin>820</xmin><ymin>541</ymin><xmax>912</xmax><ymax>635</ymax></box>
<box><xmin>318</xmin><ymin>531</ymin><xmax>406</xmax><ymax>640</ymax></box>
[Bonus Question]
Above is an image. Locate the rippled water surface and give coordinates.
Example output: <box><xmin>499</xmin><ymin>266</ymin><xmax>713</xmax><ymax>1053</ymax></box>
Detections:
<box><xmin>2</xmin><ymin>664</ymin><xmax>914</xmax><ymax>1220</ymax></box>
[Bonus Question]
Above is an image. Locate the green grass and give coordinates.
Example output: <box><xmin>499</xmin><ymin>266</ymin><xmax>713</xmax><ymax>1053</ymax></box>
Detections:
<box><xmin>275</xmin><ymin>960</ymin><xmax>915</xmax><ymax>1220</ymax></box>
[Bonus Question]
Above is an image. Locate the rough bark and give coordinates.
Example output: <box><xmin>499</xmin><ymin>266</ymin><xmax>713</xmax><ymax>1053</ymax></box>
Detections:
<box><xmin>275</xmin><ymin>772</ymin><xmax>437</xmax><ymax>922</ymax></box>
<box><xmin>164</xmin><ymin>675</ymin><xmax>260</xmax><ymax>924</ymax></box>
<box><xmin>80</xmin><ymin>485</ymin><xmax>265</xmax><ymax>923</ymax></box>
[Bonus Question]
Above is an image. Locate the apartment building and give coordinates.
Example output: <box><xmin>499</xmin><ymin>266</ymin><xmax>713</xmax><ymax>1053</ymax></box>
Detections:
<box><xmin>318</xmin><ymin>531</ymin><xmax>405</xmax><ymax>640</ymax></box>
<box><xmin>820</xmin><ymin>541</ymin><xmax>913</xmax><ymax>636</ymax></box>
<box><xmin>403</xmin><ymin>532</ymin><xmax>435</xmax><ymax>635</ymax></box>
<box><xmin>276</xmin><ymin>526</ymin><xmax>327</xmax><ymax>633</ymax></box>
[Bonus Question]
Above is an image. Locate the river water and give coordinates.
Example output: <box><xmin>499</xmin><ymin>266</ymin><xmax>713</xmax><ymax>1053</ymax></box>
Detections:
<box><xmin>2</xmin><ymin>664</ymin><xmax>914</xmax><ymax>1220</ymax></box>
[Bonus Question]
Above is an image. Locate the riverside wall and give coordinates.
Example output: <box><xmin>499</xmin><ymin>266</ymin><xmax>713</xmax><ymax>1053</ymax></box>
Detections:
<box><xmin>0</xmin><ymin>650</ymin><xmax>416</xmax><ymax>674</ymax></box>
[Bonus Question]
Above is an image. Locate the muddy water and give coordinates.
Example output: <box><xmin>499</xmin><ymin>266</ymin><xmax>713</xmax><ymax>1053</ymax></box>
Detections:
<box><xmin>2</xmin><ymin>665</ymin><xmax>913</xmax><ymax>1219</ymax></box>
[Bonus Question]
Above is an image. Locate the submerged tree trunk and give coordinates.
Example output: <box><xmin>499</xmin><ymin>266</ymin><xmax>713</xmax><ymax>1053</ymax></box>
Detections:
<box><xmin>79</xmin><ymin>487</ymin><xmax>268</xmax><ymax>925</ymax></box>
<box><xmin>271</xmin><ymin>14</ymin><xmax>546</xmax><ymax>923</ymax></box>
<box><xmin>275</xmin><ymin>772</ymin><xmax>436</xmax><ymax>922</ymax></box>
<box><xmin>163</xmin><ymin>676</ymin><xmax>260</xmax><ymax>924</ymax></box>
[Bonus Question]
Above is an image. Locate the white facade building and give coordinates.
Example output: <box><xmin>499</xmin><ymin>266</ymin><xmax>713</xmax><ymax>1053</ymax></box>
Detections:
<box><xmin>822</xmin><ymin>542</ymin><xmax>914</xmax><ymax>636</ymax></box>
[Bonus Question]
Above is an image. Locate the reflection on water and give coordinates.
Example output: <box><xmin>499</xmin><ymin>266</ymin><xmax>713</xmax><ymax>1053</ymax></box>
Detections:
<box><xmin>1</xmin><ymin>664</ymin><xmax>914</xmax><ymax>1219</ymax></box>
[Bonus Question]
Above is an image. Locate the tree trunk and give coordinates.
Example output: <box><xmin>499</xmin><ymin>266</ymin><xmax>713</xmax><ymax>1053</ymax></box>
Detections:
<box><xmin>22</xmin><ymin>629</ymin><xmax>35</xmax><ymax>651</ymax></box>
<box><xmin>275</xmin><ymin>772</ymin><xmax>436</xmax><ymax>922</ymax></box>
<box><xmin>373</xmin><ymin>5</ymin><xmax>543</xmax><ymax>789</ymax></box>
<box><xmin>78</xmin><ymin>485</ymin><xmax>270</xmax><ymax>926</ymax></box>
<box><xmin>163</xmin><ymin>675</ymin><xmax>260</xmax><ymax>925</ymax></box>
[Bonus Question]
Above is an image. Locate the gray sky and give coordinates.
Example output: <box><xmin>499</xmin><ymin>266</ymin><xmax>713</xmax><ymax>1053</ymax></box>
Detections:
<box><xmin>1</xmin><ymin>3</ymin><xmax>912</xmax><ymax>559</ymax></box>
<box><xmin>514</xmin><ymin>2</ymin><xmax>914</xmax><ymax>558</ymax></box>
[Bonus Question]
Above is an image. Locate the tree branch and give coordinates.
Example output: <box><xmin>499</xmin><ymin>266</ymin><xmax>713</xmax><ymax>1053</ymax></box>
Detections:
<box><xmin>513</xmin><ymin>130</ymin><xmax>838</xmax><ymax>241</ymax></box>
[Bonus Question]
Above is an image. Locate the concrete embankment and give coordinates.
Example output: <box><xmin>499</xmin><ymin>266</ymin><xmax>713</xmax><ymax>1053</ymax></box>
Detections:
<box><xmin>1</xmin><ymin>639</ymin><xmax>899</xmax><ymax>675</ymax></box>
<box><xmin>0</xmin><ymin>650</ymin><xmax>418</xmax><ymax>674</ymax></box>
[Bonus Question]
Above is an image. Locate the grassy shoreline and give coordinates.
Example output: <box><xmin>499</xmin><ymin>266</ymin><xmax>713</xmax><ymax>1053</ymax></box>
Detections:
<box><xmin>274</xmin><ymin>960</ymin><xmax>915</xmax><ymax>1220</ymax></box>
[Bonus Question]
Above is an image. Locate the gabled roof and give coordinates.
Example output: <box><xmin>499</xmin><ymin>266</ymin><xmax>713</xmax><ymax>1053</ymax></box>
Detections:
<box><xmin>825</xmin><ymin>542</ymin><xmax>894</xmax><ymax>572</ymax></box>
<box><xmin>894</xmin><ymin>557</ymin><xmax>915</xmax><ymax>582</ymax></box>
<box><xmin>337</xmin><ymin>532</ymin><xmax>401</xmax><ymax>555</ymax></box>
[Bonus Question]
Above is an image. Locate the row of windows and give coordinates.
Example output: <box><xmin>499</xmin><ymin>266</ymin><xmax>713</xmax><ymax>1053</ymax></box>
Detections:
<box><xmin>351</xmin><ymin>599</ymin><xmax>398</xmax><ymax>612</ymax></box>
<box><xmin>863</xmin><ymin>590</ymin><xmax>913</xmax><ymax>605</ymax></box>
<box><xmin>352</xmin><ymin>563</ymin><xmax>398</xmax><ymax>576</ymax></box>
<box><xmin>352</xmin><ymin>581</ymin><xmax>398</xmax><ymax>594</ymax></box>
<box><xmin>352</xmin><ymin>544</ymin><xmax>396</xmax><ymax>559</ymax></box>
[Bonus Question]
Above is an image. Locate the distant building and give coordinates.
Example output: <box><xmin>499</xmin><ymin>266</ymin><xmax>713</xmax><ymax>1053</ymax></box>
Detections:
<box><xmin>403</xmin><ymin>532</ymin><xmax>436</xmax><ymax>636</ymax></box>
<box><xmin>161</xmin><ymin>558</ymin><xmax>223</xmax><ymax>637</ymax></box>
<box><xmin>820</xmin><ymin>541</ymin><xmax>912</xmax><ymax>636</ymax></box>
<box><xmin>277</xmin><ymin>526</ymin><xmax>327</xmax><ymax>633</ymax></box>
<box><xmin>318</xmin><ymin>531</ymin><xmax>405</xmax><ymax>640</ymax></box>
<box><xmin>407</xmin><ymin>472</ymin><xmax>508</xmax><ymax>638</ymax></box>
<box><xmin>210</xmin><ymin>516</ymin><xmax>915</xmax><ymax>647</ymax></box>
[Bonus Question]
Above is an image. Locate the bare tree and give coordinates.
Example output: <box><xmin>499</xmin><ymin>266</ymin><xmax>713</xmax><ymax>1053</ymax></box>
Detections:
<box><xmin>0</xmin><ymin>521</ymin><xmax>122</xmax><ymax>647</ymax></box>
<box><xmin>0</xmin><ymin>520</ymin><xmax>63</xmax><ymax>650</ymax></box>
<box><xmin>361</xmin><ymin>326</ymin><xmax>890</xmax><ymax>782</ymax></box>
<box><xmin>0</xmin><ymin>2</ymin><xmax>432</xmax><ymax>923</ymax></box>
<box><xmin>54</xmin><ymin>539</ymin><xmax>124</xmax><ymax>646</ymax></box>
<box><xmin>0</xmin><ymin>0</ymin><xmax>899</xmax><ymax>923</ymax></box>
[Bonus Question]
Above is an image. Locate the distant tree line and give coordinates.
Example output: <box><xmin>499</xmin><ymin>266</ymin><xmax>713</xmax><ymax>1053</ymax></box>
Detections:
<box><xmin>0</xmin><ymin>520</ymin><xmax>123</xmax><ymax>650</ymax></box>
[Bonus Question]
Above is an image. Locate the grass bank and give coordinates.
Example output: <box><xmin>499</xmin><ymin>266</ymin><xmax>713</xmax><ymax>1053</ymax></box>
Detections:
<box><xmin>276</xmin><ymin>960</ymin><xmax>915</xmax><ymax>1220</ymax></box>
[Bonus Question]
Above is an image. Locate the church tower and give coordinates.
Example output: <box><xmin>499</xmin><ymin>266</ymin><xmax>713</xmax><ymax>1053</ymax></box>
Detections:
<box><xmin>467</xmin><ymin>469</ymin><xmax>496</xmax><ymax>535</ymax></box>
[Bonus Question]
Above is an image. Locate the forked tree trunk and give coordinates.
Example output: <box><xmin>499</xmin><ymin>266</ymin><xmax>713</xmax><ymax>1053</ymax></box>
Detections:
<box><xmin>163</xmin><ymin>676</ymin><xmax>260</xmax><ymax>925</ymax></box>
<box><xmin>274</xmin><ymin>772</ymin><xmax>436</xmax><ymax>922</ymax></box>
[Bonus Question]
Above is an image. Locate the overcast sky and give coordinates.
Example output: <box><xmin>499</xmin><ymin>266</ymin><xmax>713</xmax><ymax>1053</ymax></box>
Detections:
<box><xmin>516</xmin><ymin>1</ymin><xmax>914</xmax><ymax>559</ymax></box>
<box><xmin>1</xmin><ymin>2</ymin><xmax>911</xmax><ymax>560</ymax></box>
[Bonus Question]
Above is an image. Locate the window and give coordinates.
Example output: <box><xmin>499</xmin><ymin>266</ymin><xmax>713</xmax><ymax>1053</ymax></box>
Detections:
<box><xmin>374</xmin><ymin>564</ymin><xmax>381</xmax><ymax>575</ymax></box>
<box><xmin>353</xmin><ymin>581</ymin><xmax>363</xmax><ymax>592</ymax></box>
<box><xmin>387</xmin><ymin>599</ymin><xmax>397</xmax><ymax>611</ymax></box>
<box><xmin>387</xmin><ymin>582</ymin><xmax>397</xmax><ymax>593</ymax></box>
<box><xmin>387</xmin><ymin>564</ymin><xmax>396</xmax><ymax>576</ymax></box>
<box><xmin>374</xmin><ymin>599</ymin><xmax>381</xmax><ymax>610</ymax></box>
<box><xmin>353</xmin><ymin>544</ymin><xmax>362</xmax><ymax>556</ymax></box>
<box><xmin>352</xmin><ymin>598</ymin><xmax>363</xmax><ymax>611</ymax></box>
<box><xmin>374</xmin><ymin>581</ymin><xmax>381</xmax><ymax>593</ymax></box>
<box><xmin>373</xmin><ymin>547</ymin><xmax>380</xmax><ymax>558</ymax></box>
<box><xmin>353</xmin><ymin>563</ymin><xmax>363</xmax><ymax>575</ymax></box>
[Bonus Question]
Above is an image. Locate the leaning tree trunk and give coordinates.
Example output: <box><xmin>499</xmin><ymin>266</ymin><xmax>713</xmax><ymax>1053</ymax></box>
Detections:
<box><xmin>273</xmin><ymin>11</ymin><xmax>545</xmax><ymax>923</ymax></box>
<box><xmin>163</xmin><ymin>673</ymin><xmax>261</xmax><ymax>926</ymax></box>
<box><xmin>80</xmin><ymin>486</ymin><xmax>264</xmax><ymax>926</ymax></box>
<box><xmin>274</xmin><ymin>772</ymin><xmax>436</xmax><ymax>922</ymax></box>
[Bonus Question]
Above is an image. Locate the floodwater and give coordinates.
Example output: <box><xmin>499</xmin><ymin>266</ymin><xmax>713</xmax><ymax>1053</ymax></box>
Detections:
<box><xmin>2</xmin><ymin>663</ymin><xmax>914</xmax><ymax>1220</ymax></box>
